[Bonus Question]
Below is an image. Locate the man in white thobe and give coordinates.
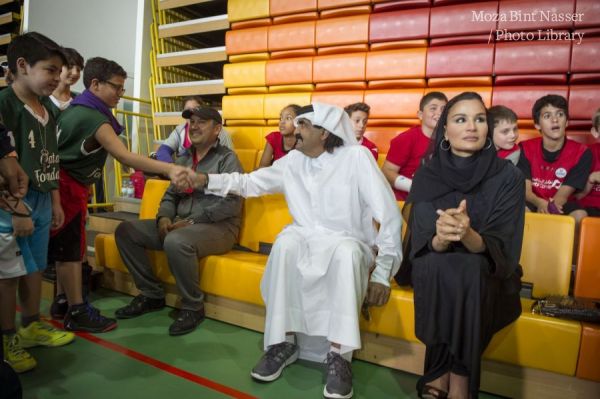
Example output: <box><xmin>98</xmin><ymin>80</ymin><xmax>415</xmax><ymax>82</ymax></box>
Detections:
<box><xmin>192</xmin><ymin>103</ymin><xmax>402</xmax><ymax>399</ymax></box>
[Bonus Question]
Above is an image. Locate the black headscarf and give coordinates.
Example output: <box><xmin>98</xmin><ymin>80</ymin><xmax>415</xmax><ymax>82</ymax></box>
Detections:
<box><xmin>408</xmin><ymin>92</ymin><xmax>506</xmax><ymax>203</ymax></box>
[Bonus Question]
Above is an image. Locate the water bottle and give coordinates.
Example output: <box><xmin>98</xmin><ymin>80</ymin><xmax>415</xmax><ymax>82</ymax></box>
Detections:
<box><xmin>126</xmin><ymin>180</ymin><xmax>135</xmax><ymax>198</ymax></box>
<box><xmin>121</xmin><ymin>177</ymin><xmax>130</xmax><ymax>198</ymax></box>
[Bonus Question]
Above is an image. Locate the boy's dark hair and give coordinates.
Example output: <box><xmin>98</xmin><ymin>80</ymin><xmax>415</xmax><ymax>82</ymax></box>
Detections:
<box><xmin>7</xmin><ymin>32</ymin><xmax>66</xmax><ymax>75</ymax></box>
<box><xmin>283</xmin><ymin>104</ymin><xmax>302</xmax><ymax>116</ymax></box>
<box><xmin>532</xmin><ymin>94</ymin><xmax>569</xmax><ymax>124</ymax></box>
<box><xmin>488</xmin><ymin>105</ymin><xmax>518</xmax><ymax>127</ymax></box>
<box><xmin>344</xmin><ymin>102</ymin><xmax>370</xmax><ymax>116</ymax></box>
<box><xmin>323</xmin><ymin>130</ymin><xmax>344</xmax><ymax>153</ymax></box>
<box><xmin>419</xmin><ymin>91</ymin><xmax>448</xmax><ymax>111</ymax></box>
<box><xmin>592</xmin><ymin>108</ymin><xmax>600</xmax><ymax>130</ymax></box>
<box><xmin>82</xmin><ymin>57</ymin><xmax>127</xmax><ymax>89</ymax></box>
<box><xmin>63</xmin><ymin>47</ymin><xmax>84</xmax><ymax>69</ymax></box>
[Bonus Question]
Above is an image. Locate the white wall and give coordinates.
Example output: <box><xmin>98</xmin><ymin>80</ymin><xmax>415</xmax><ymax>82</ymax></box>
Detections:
<box><xmin>24</xmin><ymin>0</ymin><xmax>151</xmax><ymax>101</ymax></box>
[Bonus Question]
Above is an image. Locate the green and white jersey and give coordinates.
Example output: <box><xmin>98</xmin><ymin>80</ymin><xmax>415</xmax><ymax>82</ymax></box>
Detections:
<box><xmin>57</xmin><ymin>105</ymin><xmax>111</xmax><ymax>185</ymax></box>
<box><xmin>0</xmin><ymin>87</ymin><xmax>60</xmax><ymax>192</ymax></box>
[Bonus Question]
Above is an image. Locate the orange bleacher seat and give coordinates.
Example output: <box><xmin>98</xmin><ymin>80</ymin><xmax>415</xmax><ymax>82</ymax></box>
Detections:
<box><xmin>311</xmin><ymin>90</ymin><xmax>364</xmax><ymax>108</ymax></box>
<box><xmin>272</xmin><ymin>12</ymin><xmax>319</xmax><ymax>25</ymax></box>
<box><xmin>266</xmin><ymin>57</ymin><xmax>313</xmax><ymax>86</ymax></box>
<box><xmin>498</xmin><ymin>0</ymin><xmax>575</xmax><ymax>32</ymax></box>
<box><xmin>429</xmin><ymin>1</ymin><xmax>498</xmax><ymax>45</ymax></box>
<box><xmin>426</xmin><ymin>86</ymin><xmax>492</xmax><ymax>107</ymax></box>
<box><xmin>568</xmin><ymin>85</ymin><xmax>600</xmax><ymax>129</ymax></box>
<box><xmin>269</xmin><ymin>0</ymin><xmax>317</xmax><ymax>17</ymax></box>
<box><xmin>494</xmin><ymin>41</ymin><xmax>572</xmax><ymax>85</ymax></box>
<box><xmin>491</xmin><ymin>86</ymin><xmax>568</xmax><ymax>126</ymax></box>
<box><xmin>364</xmin><ymin>127</ymin><xmax>408</xmax><ymax>154</ymax></box>
<box><xmin>576</xmin><ymin>323</ymin><xmax>600</xmax><ymax>382</ymax></box>
<box><xmin>517</xmin><ymin>129</ymin><xmax>540</xmax><ymax>143</ymax></box>
<box><xmin>426</xmin><ymin>44</ymin><xmax>495</xmax><ymax>81</ymax></box>
<box><xmin>364</xmin><ymin>89</ymin><xmax>424</xmax><ymax>126</ymax></box>
<box><xmin>567</xmin><ymin>131</ymin><xmax>597</xmax><ymax>145</ymax></box>
<box><xmin>369</xmin><ymin>8</ymin><xmax>430</xmax><ymax>43</ymax></box>
<box><xmin>226</xmin><ymin>27</ymin><xmax>269</xmax><ymax>55</ymax></box>
<box><xmin>268</xmin><ymin>21</ymin><xmax>316</xmax><ymax>52</ymax></box>
<box><xmin>570</xmin><ymin>36</ymin><xmax>600</xmax><ymax>84</ymax></box>
<box><xmin>575</xmin><ymin>0</ymin><xmax>600</xmax><ymax>29</ymax></box>
<box><xmin>366</xmin><ymin>48</ymin><xmax>427</xmax><ymax>84</ymax></box>
<box><xmin>575</xmin><ymin>217</ymin><xmax>600</xmax><ymax>300</ymax></box>
<box><xmin>231</xmin><ymin>18</ymin><xmax>272</xmax><ymax>30</ymax></box>
<box><xmin>316</xmin><ymin>14</ymin><xmax>370</xmax><ymax>50</ymax></box>
<box><xmin>313</xmin><ymin>52</ymin><xmax>366</xmax><ymax>89</ymax></box>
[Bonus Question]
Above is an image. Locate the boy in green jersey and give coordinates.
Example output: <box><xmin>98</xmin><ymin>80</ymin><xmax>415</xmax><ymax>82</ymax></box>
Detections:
<box><xmin>0</xmin><ymin>32</ymin><xmax>74</xmax><ymax>374</ymax></box>
<box><xmin>48</xmin><ymin>57</ymin><xmax>191</xmax><ymax>333</ymax></box>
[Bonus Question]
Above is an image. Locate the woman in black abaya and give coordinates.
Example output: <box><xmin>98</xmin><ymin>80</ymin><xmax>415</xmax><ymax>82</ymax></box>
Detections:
<box><xmin>404</xmin><ymin>92</ymin><xmax>525</xmax><ymax>398</ymax></box>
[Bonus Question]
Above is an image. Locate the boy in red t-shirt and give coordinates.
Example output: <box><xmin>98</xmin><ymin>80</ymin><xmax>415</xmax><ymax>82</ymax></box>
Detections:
<box><xmin>382</xmin><ymin>92</ymin><xmax>448</xmax><ymax>200</ymax></box>
<box><xmin>344</xmin><ymin>102</ymin><xmax>378</xmax><ymax>160</ymax></box>
<box><xmin>489</xmin><ymin>105</ymin><xmax>520</xmax><ymax>165</ymax></box>
<box><xmin>517</xmin><ymin>95</ymin><xmax>591</xmax><ymax>224</ymax></box>
<box><xmin>576</xmin><ymin>108</ymin><xmax>600</xmax><ymax>216</ymax></box>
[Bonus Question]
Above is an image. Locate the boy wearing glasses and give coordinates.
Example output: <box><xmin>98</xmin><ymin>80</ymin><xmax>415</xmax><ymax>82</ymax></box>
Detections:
<box><xmin>47</xmin><ymin>57</ymin><xmax>191</xmax><ymax>333</ymax></box>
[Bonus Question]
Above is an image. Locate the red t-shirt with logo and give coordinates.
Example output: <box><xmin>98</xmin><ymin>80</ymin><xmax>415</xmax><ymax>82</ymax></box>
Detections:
<box><xmin>385</xmin><ymin>126</ymin><xmax>431</xmax><ymax>200</ymax></box>
<box><xmin>578</xmin><ymin>143</ymin><xmax>600</xmax><ymax>209</ymax></box>
<box><xmin>519</xmin><ymin>137</ymin><xmax>589</xmax><ymax>200</ymax></box>
<box><xmin>497</xmin><ymin>144</ymin><xmax>519</xmax><ymax>159</ymax></box>
<box><xmin>265</xmin><ymin>131</ymin><xmax>292</xmax><ymax>162</ymax></box>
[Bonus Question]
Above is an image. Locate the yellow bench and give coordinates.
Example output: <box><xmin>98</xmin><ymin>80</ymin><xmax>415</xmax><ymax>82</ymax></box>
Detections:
<box><xmin>95</xmin><ymin>179</ymin><xmax>593</xmax><ymax>396</ymax></box>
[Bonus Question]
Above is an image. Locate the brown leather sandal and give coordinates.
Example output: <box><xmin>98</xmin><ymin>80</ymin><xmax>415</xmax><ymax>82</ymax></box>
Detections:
<box><xmin>420</xmin><ymin>385</ymin><xmax>449</xmax><ymax>399</ymax></box>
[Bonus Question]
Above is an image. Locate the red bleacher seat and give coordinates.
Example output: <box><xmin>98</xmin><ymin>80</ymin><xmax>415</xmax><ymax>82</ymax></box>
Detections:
<box><xmin>498</xmin><ymin>0</ymin><xmax>575</xmax><ymax>32</ymax></box>
<box><xmin>575</xmin><ymin>0</ymin><xmax>600</xmax><ymax>29</ymax></box>
<box><xmin>364</xmin><ymin>127</ymin><xmax>409</xmax><ymax>153</ymax></box>
<box><xmin>426</xmin><ymin>43</ymin><xmax>495</xmax><ymax>78</ymax></box>
<box><xmin>369</xmin><ymin>7</ymin><xmax>430</xmax><ymax>43</ymax></box>
<box><xmin>491</xmin><ymin>86</ymin><xmax>569</xmax><ymax>125</ymax></box>
<box><xmin>429</xmin><ymin>1</ymin><xmax>498</xmax><ymax>44</ymax></box>
<box><xmin>570</xmin><ymin>36</ymin><xmax>600</xmax><ymax>84</ymax></box>
<box><xmin>568</xmin><ymin>85</ymin><xmax>600</xmax><ymax>129</ymax></box>
<box><xmin>372</xmin><ymin>0</ymin><xmax>432</xmax><ymax>13</ymax></box>
<box><xmin>494</xmin><ymin>41</ymin><xmax>572</xmax><ymax>85</ymax></box>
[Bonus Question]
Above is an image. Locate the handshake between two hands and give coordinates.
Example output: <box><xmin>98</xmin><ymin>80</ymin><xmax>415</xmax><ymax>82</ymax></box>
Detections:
<box><xmin>167</xmin><ymin>166</ymin><xmax>208</xmax><ymax>191</ymax></box>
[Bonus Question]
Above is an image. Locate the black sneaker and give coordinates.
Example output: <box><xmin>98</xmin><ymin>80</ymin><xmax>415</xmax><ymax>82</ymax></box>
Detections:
<box><xmin>168</xmin><ymin>309</ymin><xmax>205</xmax><ymax>336</ymax></box>
<box><xmin>115</xmin><ymin>295</ymin><xmax>166</xmax><ymax>319</ymax></box>
<box><xmin>323</xmin><ymin>352</ymin><xmax>353</xmax><ymax>399</ymax></box>
<box><xmin>250</xmin><ymin>341</ymin><xmax>299</xmax><ymax>382</ymax></box>
<box><xmin>50</xmin><ymin>294</ymin><xmax>69</xmax><ymax>320</ymax></box>
<box><xmin>64</xmin><ymin>303</ymin><xmax>117</xmax><ymax>333</ymax></box>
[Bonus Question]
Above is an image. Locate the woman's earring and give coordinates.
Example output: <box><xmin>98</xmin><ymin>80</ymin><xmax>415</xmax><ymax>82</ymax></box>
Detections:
<box><xmin>440</xmin><ymin>138</ymin><xmax>451</xmax><ymax>151</ymax></box>
<box><xmin>483</xmin><ymin>137</ymin><xmax>493</xmax><ymax>150</ymax></box>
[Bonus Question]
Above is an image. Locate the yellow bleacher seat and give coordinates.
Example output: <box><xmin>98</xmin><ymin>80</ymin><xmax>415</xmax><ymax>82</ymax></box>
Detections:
<box><xmin>227</xmin><ymin>126</ymin><xmax>265</xmax><ymax>149</ymax></box>
<box><xmin>227</xmin><ymin>0</ymin><xmax>270</xmax><ymax>23</ymax></box>
<box><xmin>263</xmin><ymin>92</ymin><xmax>312</xmax><ymax>120</ymax></box>
<box><xmin>223</xmin><ymin>61</ymin><xmax>267</xmax><ymax>88</ymax></box>
<box><xmin>222</xmin><ymin>94</ymin><xmax>265</xmax><ymax>120</ymax></box>
<box><xmin>139</xmin><ymin>179</ymin><xmax>170</xmax><ymax>219</ymax></box>
<box><xmin>520</xmin><ymin>213</ymin><xmax>575</xmax><ymax>298</ymax></box>
<box><xmin>95</xmin><ymin>178</ymin><xmax>585</xmax><ymax>380</ymax></box>
<box><xmin>235</xmin><ymin>149</ymin><xmax>258</xmax><ymax>172</ymax></box>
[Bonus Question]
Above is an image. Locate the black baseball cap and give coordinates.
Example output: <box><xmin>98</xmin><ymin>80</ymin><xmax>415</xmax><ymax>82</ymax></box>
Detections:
<box><xmin>181</xmin><ymin>106</ymin><xmax>222</xmax><ymax>124</ymax></box>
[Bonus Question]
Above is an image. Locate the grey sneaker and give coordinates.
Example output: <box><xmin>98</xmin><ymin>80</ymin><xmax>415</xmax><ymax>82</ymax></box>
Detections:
<box><xmin>250</xmin><ymin>341</ymin><xmax>299</xmax><ymax>382</ymax></box>
<box><xmin>323</xmin><ymin>352</ymin><xmax>353</xmax><ymax>399</ymax></box>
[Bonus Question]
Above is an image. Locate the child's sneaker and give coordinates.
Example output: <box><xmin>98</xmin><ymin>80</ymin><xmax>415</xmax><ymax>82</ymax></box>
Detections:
<box><xmin>64</xmin><ymin>303</ymin><xmax>117</xmax><ymax>333</ymax></box>
<box><xmin>17</xmin><ymin>321</ymin><xmax>75</xmax><ymax>348</ymax></box>
<box><xmin>50</xmin><ymin>294</ymin><xmax>69</xmax><ymax>320</ymax></box>
<box><xmin>2</xmin><ymin>334</ymin><xmax>37</xmax><ymax>373</ymax></box>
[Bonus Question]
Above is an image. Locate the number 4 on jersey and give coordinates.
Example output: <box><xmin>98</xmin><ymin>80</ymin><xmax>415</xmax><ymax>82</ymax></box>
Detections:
<box><xmin>28</xmin><ymin>130</ymin><xmax>36</xmax><ymax>148</ymax></box>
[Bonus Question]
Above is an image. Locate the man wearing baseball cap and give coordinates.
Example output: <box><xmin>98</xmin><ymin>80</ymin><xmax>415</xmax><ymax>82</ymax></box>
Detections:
<box><xmin>113</xmin><ymin>105</ymin><xmax>244</xmax><ymax>336</ymax></box>
<box><xmin>192</xmin><ymin>102</ymin><xmax>402</xmax><ymax>398</ymax></box>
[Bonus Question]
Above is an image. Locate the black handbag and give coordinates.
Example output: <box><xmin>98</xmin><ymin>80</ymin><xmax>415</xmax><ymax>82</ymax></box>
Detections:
<box><xmin>532</xmin><ymin>296</ymin><xmax>600</xmax><ymax>323</ymax></box>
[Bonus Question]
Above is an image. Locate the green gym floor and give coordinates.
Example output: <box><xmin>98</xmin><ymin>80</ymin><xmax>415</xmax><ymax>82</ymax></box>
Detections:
<box><xmin>20</xmin><ymin>290</ymin><xmax>503</xmax><ymax>399</ymax></box>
